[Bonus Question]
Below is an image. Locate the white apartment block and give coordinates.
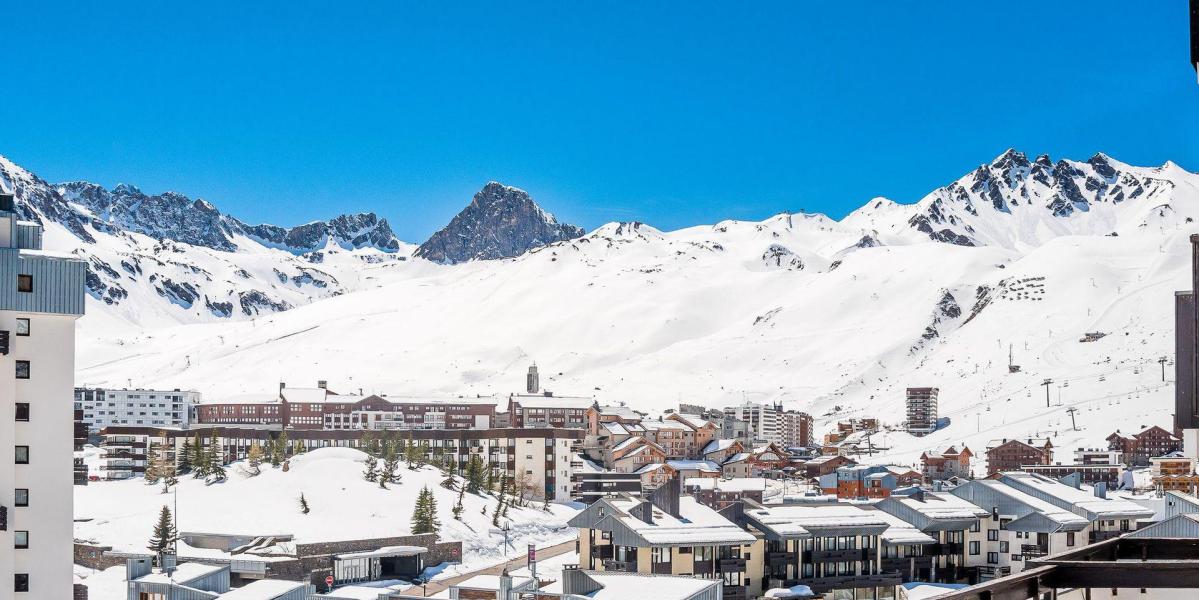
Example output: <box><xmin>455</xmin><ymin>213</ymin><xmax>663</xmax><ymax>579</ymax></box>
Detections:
<box><xmin>0</xmin><ymin>192</ymin><xmax>87</xmax><ymax>597</ymax></box>
<box><xmin>722</xmin><ymin>402</ymin><xmax>811</xmax><ymax>447</ymax></box>
<box><xmin>76</xmin><ymin>387</ymin><xmax>201</xmax><ymax>432</ymax></box>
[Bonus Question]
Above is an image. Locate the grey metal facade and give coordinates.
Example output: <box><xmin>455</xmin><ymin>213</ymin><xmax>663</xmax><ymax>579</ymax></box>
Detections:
<box><xmin>0</xmin><ymin>251</ymin><xmax>87</xmax><ymax>315</ymax></box>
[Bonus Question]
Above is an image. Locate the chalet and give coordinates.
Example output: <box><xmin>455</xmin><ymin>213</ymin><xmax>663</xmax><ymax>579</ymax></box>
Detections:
<box><xmin>635</xmin><ymin>462</ymin><xmax>678</xmax><ymax>491</ymax></box>
<box><xmin>877</xmin><ymin>490</ymin><xmax>989</xmax><ymax>584</ymax></box>
<box><xmin>684</xmin><ymin>477</ymin><xmax>768</xmax><ymax>509</ymax></box>
<box><xmin>800</xmin><ymin>455</ymin><xmax>853</xmax><ymax>479</ymax></box>
<box><xmin>984</xmin><ymin>438</ymin><xmax>1053</xmax><ymax>476</ymax></box>
<box><xmin>508</xmin><ymin>394</ymin><xmax>594</xmax><ymax>429</ymax></box>
<box><xmin>820</xmin><ymin>464</ymin><xmax>898</xmax><ymax>499</ymax></box>
<box><xmin>920</xmin><ymin>446</ymin><xmax>973</xmax><ymax>480</ymax></box>
<box><xmin>1106</xmin><ymin>425</ymin><xmax>1183</xmax><ymax>466</ymax></box>
<box><xmin>610</xmin><ymin>437</ymin><xmax>669</xmax><ymax>474</ymax></box>
<box><xmin>587</xmin><ymin>405</ymin><xmax>643</xmax><ymax>436</ymax></box>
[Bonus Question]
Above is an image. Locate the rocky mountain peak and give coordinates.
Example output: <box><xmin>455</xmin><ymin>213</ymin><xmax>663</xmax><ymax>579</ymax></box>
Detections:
<box><xmin>414</xmin><ymin>182</ymin><xmax>585</xmax><ymax>264</ymax></box>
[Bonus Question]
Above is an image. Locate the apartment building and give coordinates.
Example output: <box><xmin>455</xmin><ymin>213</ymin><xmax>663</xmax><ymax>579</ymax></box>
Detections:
<box><xmin>905</xmin><ymin>387</ymin><xmax>939</xmax><ymax>436</ymax></box>
<box><xmin>876</xmin><ymin>490</ymin><xmax>990</xmax><ymax>584</ymax></box>
<box><xmin>99</xmin><ymin>425</ymin><xmax>582</xmax><ymax>500</ymax></box>
<box><xmin>508</xmin><ymin>394</ymin><xmax>592</xmax><ymax>429</ymax></box>
<box><xmin>721</xmin><ymin>403</ymin><xmax>812</xmax><ymax>447</ymax></box>
<box><xmin>569</xmin><ymin>481</ymin><xmax>759</xmax><ymax>599</ymax></box>
<box><xmin>740</xmin><ymin>502</ymin><xmax>901</xmax><ymax>598</ymax></box>
<box><xmin>984</xmin><ymin>438</ymin><xmax>1053</xmax><ymax>476</ymax></box>
<box><xmin>0</xmin><ymin>192</ymin><xmax>87</xmax><ymax>598</ymax></box>
<box><xmin>920</xmin><ymin>446</ymin><xmax>973</xmax><ymax>481</ymax></box>
<box><xmin>196</xmin><ymin>384</ymin><xmax>498</xmax><ymax>431</ymax></box>
<box><xmin>1105</xmin><ymin>425</ymin><xmax>1182</xmax><ymax>466</ymax></box>
<box><xmin>950</xmin><ymin>472</ymin><xmax>1154</xmax><ymax>580</ymax></box>
<box><xmin>820</xmin><ymin>464</ymin><xmax>899</xmax><ymax>499</ymax></box>
<box><xmin>1151</xmin><ymin>452</ymin><xmax>1199</xmax><ymax>494</ymax></box>
<box><xmin>75</xmin><ymin>387</ymin><xmax>201</xmax><ymax>431</ymax></box>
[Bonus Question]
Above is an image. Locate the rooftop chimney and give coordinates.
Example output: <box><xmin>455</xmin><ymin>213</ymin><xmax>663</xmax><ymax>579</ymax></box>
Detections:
<box><xmin>317</xmin><ymin>380</ymin><xmax>327</xmax><ymax>389</ymax></box>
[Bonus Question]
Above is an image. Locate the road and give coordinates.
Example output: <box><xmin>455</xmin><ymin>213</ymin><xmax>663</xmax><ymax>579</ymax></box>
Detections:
<box><xmin>400</xmin><ymin>539</ymin><xmax>577</xmax><ymax>597</ymax></box>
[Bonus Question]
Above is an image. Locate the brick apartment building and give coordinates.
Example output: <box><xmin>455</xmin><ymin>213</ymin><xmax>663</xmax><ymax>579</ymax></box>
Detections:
<box><xmin>920</xmin><ymin>446</ymin><xmax>973</xmax><ymax>481</ymax></box>
<box><xmin>985</xmin><ymin>438</ymin><xmax>1053</xmax><ymax>476</ymax></box>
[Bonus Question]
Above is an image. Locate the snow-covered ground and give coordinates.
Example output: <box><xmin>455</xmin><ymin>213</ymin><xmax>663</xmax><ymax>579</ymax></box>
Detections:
<box><xmin>74</xmin><ymin>448</ymin><xmax>581</xmax><ymax>597</ymax></box>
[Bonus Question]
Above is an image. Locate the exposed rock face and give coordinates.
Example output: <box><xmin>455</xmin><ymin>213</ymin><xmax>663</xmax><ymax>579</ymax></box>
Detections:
<box><xmin>415</xmin><ymin>182</ymin><xmax>584</xmax><ymax>264</ymax></box>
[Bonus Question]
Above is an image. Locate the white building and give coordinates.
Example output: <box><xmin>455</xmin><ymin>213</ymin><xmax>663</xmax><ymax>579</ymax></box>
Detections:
<box><xmin>75</xmin><ymin>387</ymin><xmax>202</xmax><ymax>432</ymax></box>
<box><xmin>721</xmin><ymin>402</ymin><xmax>811</xmax><ymax>446</ymax></box>
<box><xmin>0</xmin><ymin>192</ymin><xmax>87</xmax><ymax>597</ymax></box>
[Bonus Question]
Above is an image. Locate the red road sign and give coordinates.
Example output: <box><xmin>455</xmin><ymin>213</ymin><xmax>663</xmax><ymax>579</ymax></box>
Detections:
<box><xmin>325</xmin><ymin>575</ymin><xmax>334</xmax><ymax>587</ymax></box>
<box><xmin>528</xmin><ymin>544</ymin><xmax>536</xmax><ymax>562</ymax></box>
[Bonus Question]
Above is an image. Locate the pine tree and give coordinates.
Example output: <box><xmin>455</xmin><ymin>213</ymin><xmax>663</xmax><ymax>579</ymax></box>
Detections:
<box><xmin>206</xmin><ymin>432</ymin><xmax>226</xmax><ymax>482</ymax></box>
<box><xmin>485</xmin><ymin>465</ymin><xmax>496</xmax><ymax>494</ymax></box>
<box><xmin>193</xmin><ymin>435</ymin><xmax>210</xmax><ymax>479</ymax></box>
<box><xmin>144</xmin><ymin>442</ymin><xmax>162</xmax><ymax>484</ymax></box>
<box><xmin>247</xmin><ymin>443</ymin><xmax>264</xmax><ymax>475</ymax></box>
<box><xmin>418</xmin><ymin>442</ymin><xmax>430</xmax><ymax>468</ymax></box>
<box><xmin>362</xmin><ymin>455</ymin><xmax>378</xmax><ymax>483</ymax></box>
<box><xmin>298</xmin><ymin>492</ymin><xmax>310</xmax><ymax>515</ymax></box>
<box><xmin>267</xmin><ymin>438</ymin><xmax>282</xmax><ymax>468</ymax></box>
<box><xmin>491</xmin><ymin>494</ymin><xmax>503</xmax><ymax>527</ymax></box>
<box><xmin>379</xmin><ymin>445</ymin><xmax>399</xmax><ymax>489</ymax></box>
<box><xmin>452</xmin><ymin>482</ymin><xmax>465</xmax><ymax>520</ymax></box>
<box><xmin>293</xmin><ymin>439</ymin><xmax>306</xmax><ymax>455</ymax></box>
<box><xmin>411</xmin><ymin>486</ymin><xmax>440</xmax><ymax>535</ymax></box>
<box><xmin>360</xmin><ymin>431</ymin><xmax>376</xmax><ymax>457</ymax></box>
<box><xmin>276</xmin><ymin>430</ymin><xmax>290</xmax><ymax>463</ymax></box>
<box><xmin>465</xmin><ymin>455</ymin><xmax>484</xmax><ymax>494</ymax></box>
<box><xmin>158</xmin><ymin>444</ymin><xmax>178</xmax><ymax>494</ymax></box>
<box><xmin>441</xmin><ymin>465</ymin><xmax>457</xmax><ymax>490</ymax></box>
<box><xmin>404</xmin><ymin>437</ymin><xmax>421</xmax><ymax>469</ymax></box>
<box><xmin>177</xmin><ymin>439</ymin><xmax>193</xmax><ymax>475</ymax></box>
<box><xmin>147</xmin><ymin>505</ymin><xmax>176</xmax><ymax>555</ymax></box>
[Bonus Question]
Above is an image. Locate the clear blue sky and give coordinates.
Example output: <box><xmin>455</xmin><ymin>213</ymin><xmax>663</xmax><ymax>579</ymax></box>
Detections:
<box><xmin>1</xmin><ymin>2</ymin><xmax>1196</xmax><ymax>241</ymax></box>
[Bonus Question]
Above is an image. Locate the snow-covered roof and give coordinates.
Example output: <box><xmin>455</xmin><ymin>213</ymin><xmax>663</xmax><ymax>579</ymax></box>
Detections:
<box><xmin>702</xmin><ymin>439</ymin><xmax>737</xmax><ymax>455</ymax></box>
<box><xmin>454</xmin><ymin>574</ymin><xmax>535</xmax><ymax>591</ymax></box>
<box><xmin>684</xmin><ymin>477</ymin><xmax>767</xmax><ymax>492</ymax></box>
<box><xmin>744</xmin><ymin>503</ymin><xmax>891</xmax><ymax>539</ymax></box>
<box><xmin>1000</xmin><ymin>472</ymin><xmax>1155</xmax><ymax>521</ymax></box>
<box><xmin>217</xmin><ymin>579</ymin><xmax>308</xmax><ymax>599</ymax></box>
<box><xmin>606</xmin><ymin>496</ymin><xmax>756</xmax><ymax>545</ymax></box>
<box><xmin>667</xmin><ymin>460</ymin><xmax>721</xmax><ymax>473</ymax></box>
<box><xmin>952</xmin><ymin>480</ymin><xmax>1090</xmax><ymax>532</ymax></box>
<box><xmin>333</xmin><ymin>545</ymin><xmax>426</xmax><ymax>560</ymax></box>
<box><xmin>134</xmin><ymin>561</ymin><xmax>227</xmax><ymax>585</ymax></box>
<box><xmin>595</xmin><ymin>405</ymin><xmax>641</xmax><ymax>419</ymax></box>
<box><xmin>670</xmin><ymin>414</ymin><xmax>716</xmax><ymax>430</ymax></box>
<box><xmin>280</xmin><ymin>387</ymin><xmax>330</xmax><ymax>404</ymax></box>
<box><xmin>511</xmin><ymin>395</ymin><xmax>593</xmax><ymax>410</ymax></box>
<box><xmin>635</xmin><ymin>463</ymin><xmax>670</xmax><ymax>475</ymax></box>
<box><xmin>578</xmin><ymin>571</ymin><xmax>719</xmax><ymax>599</ymax></box>
<box><xmin>901</xmin><ymin>582</ymin><xmax>970</xmax><ymax>600</ymax></box>
<box><xmin>870</xmin><ymin>509</ymin><xmax>938</xmax><ymax>545</ymax></box>
<box><xmin>602</xmin><ymin>422</ymin><xmax>631</xmax><ymax>436</ymax></box>
<box><xmin>805</xmin><ymin>455</ymin><xmax>846</xmax><ymax>465</ymax></box>
<box><xmin>724</xmin><ymin>452</ymin><xmax>750</xmax><ymax>464</ymax></box>
<box><xmin>764</xmin><ymin>584</ymin><xmax>816</xmax><ymax>599</ymax></box>
<box><xmin>640</xmin><ymin>420</ymin><xmax>690</xmax><ymax>431</ymax></box>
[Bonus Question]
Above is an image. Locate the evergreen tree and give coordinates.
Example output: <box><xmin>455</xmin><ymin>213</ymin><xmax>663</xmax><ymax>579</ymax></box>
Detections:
<box><xmin>541</xmin><ymin>494</ymin><xmax>551</xmax><ymax>512</ymax></box>
<box><xmin>193</xmin><ymin>435</ymin><xmax>210</xmax><ymax>479</ymax></box>
<box><xmin>485</xmin><ymin>465</ymin><xmax>496</xmax><ymax>493</ymax></box>
<box><xmin>452</xmin><ymin>482</ymin><xmax>465</xmax><ymax>520</ymax></box>
<box><xmin>276</xmin><ymin>430</ymin><xmax>290</xmax><ymax>462</ymax></box>
<box><xmin>144</xmin><ymin>442</ymin><xmax>162</xmax><ymax>484</ymax></box>
<box><xmin>491</xmin><ymin>494</ymin><xmax>503</xmax><ymax>527</ymax></box>
<box><xmin>411</xmin><ymin>486</ymin><xmax>440</xmax><ymax>535</ymax></box>
<box><xmin>418</xmin><ymin>442</ymin><xmax>430</xmax><ymax>467</ymax></box>
<box><xmin>177</xmin><ymin>439</ymin><xmax>193</xmax><ymax>475</ymax></box>
<box><xmin>500</xmin><ymin>474</ymin><xmax>511</xmax><ymax>518</ymax></box>
<box><xmin>465</xmin><ymin>455</ymin><xmax>485</xmax><ymax>494</ymax></box>
<box><xmin>298</xmin><ymin>492</ymin><xmax>310</xmax><ymax>515</ymax></box>
<box><xmin>206</xmin><ymin>432</ymin><xmax>226</xmax><ymax>482</ymax></box>
<box><xmin>404</xmin><ymin>437</ymin><xmax>421</xmax><ymax>469</ymax></box>
<box><xmin>157</xmin><ymin>443</ymin><xmax>177</xmax><ymax>494</ymax></box>
<box><xmin>147</xmin><ymin>505</ymin><xmax>176</xmax><ymax>555</ymax></box>
<box><xmin>293</xmin><ymin>439</ymin><xmax>306</xmax><ymax>455</ymax></box>
<box><xmin>362</xmin><ymin>455</ymin><xmax>378</xmax><ymax>483</ymax></box>
<box><xmin>247</xmin><ymin>443</ymin><xmax>264</xmax><ymax>475</ymax></box>
<box><xmin>380</xmin><ymin>445</ymin><xmax>399</xmax><ymax>489</ymax></box>
<box><xmin>267</xmin><ymin>438</ymin><xmax>282</xmax><ymax>467</ymax></box>
<box><xmin>440</xmin><ymin>464</ymin><xmax>457</xmax><ymax>490</ymax></box>
<box><xmin>359</xmin><ymin>431</ymin><xmax>376</xmax><ymax>457</ymax></box>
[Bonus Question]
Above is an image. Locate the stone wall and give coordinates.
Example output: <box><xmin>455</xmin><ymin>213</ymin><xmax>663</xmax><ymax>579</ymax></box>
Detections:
<box><xmin>74</xmin><ymin>542</ymin><xmax>124</xmax><ymax>571</ymax></box>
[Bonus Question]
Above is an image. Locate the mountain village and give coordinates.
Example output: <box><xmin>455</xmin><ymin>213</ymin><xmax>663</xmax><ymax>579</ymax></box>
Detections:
<box><xmin>6</xmin><ymin>144</ymin><xmax>1199</xmax><ymax>600</ymax></box>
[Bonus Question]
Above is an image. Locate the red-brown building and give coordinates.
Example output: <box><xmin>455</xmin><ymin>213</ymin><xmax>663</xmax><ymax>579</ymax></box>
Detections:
<box><xmin>508</xmin><ymin>394</ymin><xmax>593</xmax><ymax>429</ymax></box>
<box><xmin>1107</xmin><ymin>425</ymin><xmax>1182</xmax><ymax>466</ymax></box>
<box><xmin>985</xmin><ymin>438</ymin><xmax>1053</xmax><ymax>476</ymax></box>
<box><xmin>921</xmin><ymin>445</ymin><xmax>974</xmax><ymax>480</ymax></box>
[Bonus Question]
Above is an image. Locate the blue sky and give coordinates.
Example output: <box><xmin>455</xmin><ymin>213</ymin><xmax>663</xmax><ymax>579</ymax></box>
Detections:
<box><xmin>1</xmin><ymin>2</ymin><xmax>1196</xmax><ymax>241</ymax></box>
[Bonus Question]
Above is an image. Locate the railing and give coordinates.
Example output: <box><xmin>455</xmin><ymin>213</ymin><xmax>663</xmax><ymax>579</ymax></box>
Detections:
<box><xmin>807</xmin><ymin>548</ymin><xmax>869</xmax><ymax>563</ymax></box>
<box><xmin>805</xmin><ymin>573</ymin><xmax>903</xmax><ymax>594</ymax></box>
<box><xmin>718</xmin><ymin>558</ymin><xmax>746</xmax><ymax>572</ymax></box>
<box><xmin>601</xmin><ymin>559</ymin><xmax>637</xmax><ymax>573</ymax></box>
<box><xmin>1021</xmin><ymin>544</ymin><xmax>1048</xmax><ymax>558</ymax></box>
<box><xmin>767</xmin><ymin>551</ymin><xmax>792</xmax><ymax>567</ymax></box>
<box><xmin>723</xmin><ymin>585</ymin><xmax>748</xmax><ymax>600</ymax></box>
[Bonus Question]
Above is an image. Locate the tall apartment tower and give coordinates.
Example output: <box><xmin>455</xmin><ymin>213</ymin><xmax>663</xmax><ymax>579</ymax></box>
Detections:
<box><xmin>1176</xmin><ymin>235</ymin><xmax>1199</xmax><ymax>458</ymax></box>
<box><xmin>0</xmin><ymin>192</ymin><xmax>86</xmax><ymax>597</ymax></box>
<box><xmin>906</xmin><ymin>387</ymin><xmax>939</xmax><ymax>436</ymax></box>
<box><xmin>527</xmin><ymin>363</ymin><xmax>539</xmax><ymax>394</ymax></box>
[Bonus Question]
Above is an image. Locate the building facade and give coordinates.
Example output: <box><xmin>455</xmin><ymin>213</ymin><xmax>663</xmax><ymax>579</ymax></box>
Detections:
<box><xmin>905</xmin><ymin>387</ymin><xmax>939</xmax><ymax>436</ymax></box>
<box><xmin>76</xmin><ymin>387</ymin><xmax>202</xmax><ymax>432</ymax></box>
<box><xmin>985</xmin><ymin>438</ymin><xmax>1053</xmax><ymax>476</ymax></box>
<box><xmin>0</xmin><ymin>192</ymin><xmax>87</xmax><ymax>598</ymax></box>
<box><xmin>99</xmin><ymin>425</ymin><xmax>582</xmax><ymax>501</ymax></box>
<box><xmin>721</xmin><ymin>403</ymin><xmax>812</xmax><ymax>447</ymax></box>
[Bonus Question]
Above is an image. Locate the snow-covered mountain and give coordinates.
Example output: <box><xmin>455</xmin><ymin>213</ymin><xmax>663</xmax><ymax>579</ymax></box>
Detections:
<box><xmin>4</xmin><ymin>149</ymin><xmax>1197</xmax><ymax>461</ymax></box>
<box><xmin>415</xmin><ymin>181</ymin><xmax>584</xmax><ymax>264</ymax></box>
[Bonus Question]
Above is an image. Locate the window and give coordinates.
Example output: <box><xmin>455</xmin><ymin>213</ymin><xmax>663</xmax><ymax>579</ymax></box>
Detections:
<box><xmin>14</xmin><ymin>403</ymin><xmax>28</xmax><ymax>421</ymax></box>
<box><xmin>999</xmin><ymin>541</ymin><xmax>1009</xmax><ymax>553</ymax></box>
<box><xmin>970</xmin><ymin>520</ymin><xmax>981</xmax><ymax>532</ymax></box>
<box><xmin>13</xmin><ymin>531</ymin><xmax>27</xmax><ymax>549</ymax></box>
<box><xmin>1067</xmin><ymin>532</ymin><xmax>1075</xmax><ymax>546</ymax></box>
<box><xmin>16</xmin><ymin>274</ymin><xmax>32</xmax><ymax>293</ymax></box>
<box><xmin>651</xmin><ymin>547</ymin><xmax>671</xmax><ymax>563</ymax></box>
<box><xmin>969</xmin><ymin>541</ymin><xmax>980</xmax><ymax>555</ymax></box>
<box><xmin>15</xmin><ymin>361</ymin><xmax>29</xmax><ymax>379</ymax></box>
<box><xmin>987</xmin><ymin>529</ymin><xmax>999</xmax><ymax>541</ymax></box>
<box><xmin>987</xmin><ymin>552</ymin><xmax>999</xmax><ymax>564</ymax></box>
<box><xmin>15</xmin><ymin>318</ymin><xmax>29</xmax><ymax>336</ymax></box>
<box><xmin>15</xmin><ymin>446</ymin><xmax>28</xmax><ymax>464</ymax></box>
<box><xmin>14</xmin><ymin>573</ymin><xmax>28</xmax><ymax>592</ymax></box>
<box><xmin>15</xmin><ymin>488</ymin><xmax>28</xmax><ymax>506</ymax></box>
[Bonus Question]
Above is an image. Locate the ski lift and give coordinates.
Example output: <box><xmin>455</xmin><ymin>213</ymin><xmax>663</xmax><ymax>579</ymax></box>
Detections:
<box><xmin>1099</xmin><ymin>375</ymin><xmax>1106</xmax><ymax>382</ymax></box>
<box><xmin>1063</xmin><ymin>380</ymin><xmax>1069</xmax><ymax>388</ymax></box>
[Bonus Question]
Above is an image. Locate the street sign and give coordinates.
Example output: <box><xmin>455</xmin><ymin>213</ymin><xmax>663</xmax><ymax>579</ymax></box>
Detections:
<box><xmin>528</xmin><ymin>544</ymin><xmax>536</xmax><ymax>563</ymax></box>
<box><xmin>325</xmin><ymin>575</ymin><xmax>334</xmax><ymax>587</ymax></box>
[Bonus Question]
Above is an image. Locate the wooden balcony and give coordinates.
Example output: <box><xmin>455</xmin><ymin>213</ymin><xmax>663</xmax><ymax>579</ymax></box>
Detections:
<box><xmin>807</xmin><ymin>548</ymin><xmax>869</xmax><ymax>563</ymax></box>
<box><xmin>601</xmin><ymin>559</ymin><xmax>636</xmax><ymax>573</ymax></box>
<box><xmin>718</xmin><ymin>558</ymin><xmax>747</xmax><ymax>573</ymax></box>
<box><xmin>1090</xmin><ymin>530</ymin><xmax>1123</xmax><ymax>543</ymax></box>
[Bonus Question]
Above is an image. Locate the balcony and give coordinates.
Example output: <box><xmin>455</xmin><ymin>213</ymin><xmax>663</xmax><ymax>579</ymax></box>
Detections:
<box><xmin>767</xmin><ymin>551</ymin><xmax>792</xmax><ymax>568</ymax></box>
<box><xmin>929</xmin><ymin>542</ymin><xmax>962</xmax><ymax>555</ymax></box>
<box><xmin>805</xmin><ymin>573</ymin><xmax>903</xmax><ymax>595</ymax></box>
<box><xmin>717</xmin><ymin>558</ymin><xmax>746</xmax><ymax>573</ymax></box>
<box><xmin>1090</xmin><ymin>530</ymin><xmax>1123</xmax><ymax>543</ymax></box>
<box><xmin>1021</xmin><ymin>544</ymin><xmax>1048</xmax><ymax>558</ymax></box>
<box><xmin>807</xmin><ymin>548</ymin><xmax>869</xmax><ymax>563</ymax></box>
<box><xmin>601</xmin><ymin>559</ymin><xmax>637</xmax><ymax>573</ymax></box>
<box><xmin>723</xmin><ymin>585</ymin><xmax>748</xmax><ymax>600</ymax></box>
